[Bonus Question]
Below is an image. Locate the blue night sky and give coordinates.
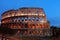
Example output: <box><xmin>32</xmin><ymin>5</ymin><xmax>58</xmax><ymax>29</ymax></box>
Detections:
<box><xmin>0</xmin><ymin>0</ymin><xmax>60</xmax><ymax>27</ymax></box>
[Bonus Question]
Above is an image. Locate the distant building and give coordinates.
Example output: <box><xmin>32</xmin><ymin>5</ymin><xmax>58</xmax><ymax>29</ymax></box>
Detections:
<box><xmin>1</xmin><ymin>7</ymin><xmax>50</xmax><ymax>36</ymax></box>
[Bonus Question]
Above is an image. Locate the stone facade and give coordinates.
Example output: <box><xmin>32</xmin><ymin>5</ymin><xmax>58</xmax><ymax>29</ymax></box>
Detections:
<box><xmin>1</xmin><ymin>8</ymin><xmax>50</xmax><ymax>36</ymax></box>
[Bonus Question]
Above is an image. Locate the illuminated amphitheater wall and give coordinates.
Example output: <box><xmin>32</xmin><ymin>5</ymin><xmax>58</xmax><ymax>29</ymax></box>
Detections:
<box><xmin>1</xmin><ymin>8</ymin><xmax>50</xmax><ymax>35</ymax></box>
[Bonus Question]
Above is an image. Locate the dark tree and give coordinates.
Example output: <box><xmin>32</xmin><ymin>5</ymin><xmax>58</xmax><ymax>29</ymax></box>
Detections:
<box><xmin>50</xmin><ymin>26</ymin><xmax>60</xmax><ymax>37</ymax></box>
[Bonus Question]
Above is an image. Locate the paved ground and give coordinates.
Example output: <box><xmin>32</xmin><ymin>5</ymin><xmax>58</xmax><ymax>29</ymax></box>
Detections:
<box><xmin>13</xmin><ymin>36</ymin><xmax>60</xmax><ymax>40</ymax></box>
<box><xmin>0</xmin><ymin>34</ymin><xmax>60</xmax><ymax>40</ymax></box>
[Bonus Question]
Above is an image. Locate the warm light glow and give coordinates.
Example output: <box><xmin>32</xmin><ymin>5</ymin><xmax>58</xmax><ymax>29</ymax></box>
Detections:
<box><xmin>7</xmin><ymin>15</ymin><xmax>10</xmax><ymax>17</ymax></box>
<box><xmin>24</xmin><ymin>14</ymin><xmax>28</xmax><ymax>15</ymax></box>
<box><xmin>28</xmin><ymin>14</ymin><xmax>31</xmax><ymax>15</ymax></box>
<box><xmin>17</xmin><ymin>13</ymin><xmax>21</xmax><ymax>16</ymax></box>
<box><xmin>40</xmin><ymin>20</ymin><xmax>47</xmax><ymax>23</ymax></box>
<box><xmin>40</xmin><ymin>20</ymin><xmax>44</xmax><ymax>23</ymax></box>
<box><xmin>42</xmin><ymin>14</ymin><xmax>45</xmax><ymax>16</ymax></box>
<box><xmin>12</xmin><ymin>14</ymin><xmax>14</xmax><ymax>16</ymax></box>
<box><xmin>2</xmin><ymin>13</ymin><xmax>45</xmax><ymax>19</ymax></box>
<box><xmin>39</xmin><ymin>13</ymin><xmax>43</xmax><ymax>16</ymax></box>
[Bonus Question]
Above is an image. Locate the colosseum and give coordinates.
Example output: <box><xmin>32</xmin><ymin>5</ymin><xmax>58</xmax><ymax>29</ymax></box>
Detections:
<box><xmin>1</xmin><ymin>7</ymin><xmax>50</xmax><ymax>36</ymax></box>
